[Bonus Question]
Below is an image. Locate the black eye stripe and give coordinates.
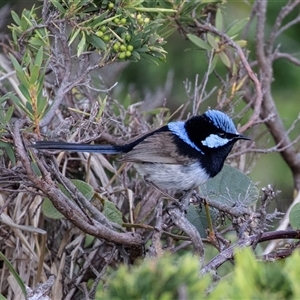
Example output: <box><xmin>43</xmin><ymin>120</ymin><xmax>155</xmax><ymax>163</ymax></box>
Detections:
<box><xmin>218</xmin><ymin>132</ymin><xmax>237</xmax><ymax>139</ymax></box>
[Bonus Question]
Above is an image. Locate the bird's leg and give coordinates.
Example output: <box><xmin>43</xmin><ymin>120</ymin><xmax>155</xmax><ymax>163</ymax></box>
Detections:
<box><xmin>144</xmin><ymin>178</ymin><xmax>179</xmax><ymax>203</ymax></box>
<box><xmin>178</xmin><ymin>189</ymin><xmax>193</xmax><ymax>210</ymax></box>
<box><xmin>165</xmin><ymin>190</ymin><xmax>193</xmax><ymax>214</ymax></box>
<box><xmin>144</xmin><ymin>177</ymin><xmax>185</xmax><ymax>208</ymax></box>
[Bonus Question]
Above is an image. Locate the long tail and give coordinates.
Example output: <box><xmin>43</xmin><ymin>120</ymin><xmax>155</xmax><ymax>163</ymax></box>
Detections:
<box><xmin>30</xmin><ymin>141</ymin><xmax>126</xmax><ymax>154</ymax></box>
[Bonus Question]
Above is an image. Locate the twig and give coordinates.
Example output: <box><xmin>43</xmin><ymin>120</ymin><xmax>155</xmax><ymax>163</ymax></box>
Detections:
<box><xmin>202</xmin><ymin>229</ymin><xmax>300</xmax><ymax>274</ymax></box>
<box><xmin>274</xmin><ymin>52</ymin><xmax>300</xmax><ymax>66</ymax></box>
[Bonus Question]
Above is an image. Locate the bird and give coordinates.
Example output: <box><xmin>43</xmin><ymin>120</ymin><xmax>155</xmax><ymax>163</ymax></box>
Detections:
<box><xmin>30</xmin><ymin>110</ymin><xmax>250</xmax><ymax>195</ymax></box>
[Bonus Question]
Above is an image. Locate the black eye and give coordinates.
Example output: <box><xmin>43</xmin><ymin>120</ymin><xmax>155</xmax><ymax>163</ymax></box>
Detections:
<box><xmin>218</xmin><ymin>132</ymin><xmax>226</xmax><ymax>138</ymax></box>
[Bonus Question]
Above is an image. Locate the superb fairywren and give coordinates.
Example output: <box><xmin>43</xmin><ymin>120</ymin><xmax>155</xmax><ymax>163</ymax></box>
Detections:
<box><xmin>31</xmin><ymin>110</ymin><xmax>250</xmax><ymax>194</ymax></box>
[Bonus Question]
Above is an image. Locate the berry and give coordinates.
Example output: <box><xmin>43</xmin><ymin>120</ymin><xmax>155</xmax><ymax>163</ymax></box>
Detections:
<box><xmin>125</xmin><ymin>33</ymin><xmax>131</xmax><ymax>41</ymax></box>
<box><xmin>127</xmin><ymin>45</ymin><xmax>134</xmax><ymax>51</ymax></box>
<box><xmin>119</xmin><ymin>52</ymin><xmax>126</xmax><ymax>59</ymax></box>
<box><xmin>113</xmin><ymin>43</ymin><xmax>120</xmax><ymax>51</ymax></box>
<box><xmin>103</xmin><ymin>35</ymin><xmax>110</xmax><ymax>42</ymax></box>
<box><xmin>120</xmin><ymin>44</ymin><xmax>126</xmax><ymax>52</ymax></box>
<box><xmin>125</xmin><ymin>51</ymin><xmax>131</xmax><ymax>57</ymax></box>
<box><xmin>96</xmin><ymin>31</ymin><xmax>103</xmax><ymax>37</ymax></box>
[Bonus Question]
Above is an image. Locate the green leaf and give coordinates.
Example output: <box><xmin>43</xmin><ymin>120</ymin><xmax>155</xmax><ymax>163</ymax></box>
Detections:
<box><xmin>31</xmin><ymin>162</ymin><xmax>42</xmax><ymax>176</ymax></box>
<box><xmin>0</xmin><ymin>93</ymin><xmax>12</xmax><ymax>105</ymax></box>
<box><xmin>187</xmin><ymin>34</ymin><xmax>211</xmax><ymax>51</ymax></box>
<box><xmin>96</xmin><ymin>95</ymin><xmax>107</xmax><ymax>120</ymax></box>
<box><xmin>37</xmin><ymin>95</ymin><xmax>48</xmax><ymax>118</ymax></box>
<box><xmin>18</xmin><ymin>83</ymin><xmax>31</xmax><ymax>101</ymax></box>
<box><xmin>22</xmin><ymin>14</ymin><xmax>33</xmax><ymax>28</ymax></box>
<box><xmin>207</xmin><ymin>33</ymin><xmax>219</xmax><ymax>50</ymax></box>
<box><xmin>227</xmin><ymin>18</ymin><xmax>250</xmax><ymax>37</ymax></box>
<box><xmin>51</xmin><ymin>0</ymin><xmax>66</xmax><ymax>13</ymax></box>
<box><xmin>199</xmin><ymin>165</ymin><xmax>258</xmax><ymax>207</ymax></box>
<box><xmin>4</xmin><ymin>145</ymin><xmax>16</xmax><ymax>165</ymax></box>
<box><xmin>89</xmin><ymin>11</ymin><xmax>109</xmax><ymax>27</ymax></box>
<box><xmin>102</xmin><ymin>199</ymin><xmax>123</xmax><ymax>226</ymax></box>
<box><xmin>186</xmin><ymin>204</ymin><xmax>216</xmax><ymax>238</ymax></box>
<box><xmin>215</xmin><ymin>8</ymin><xmax>223</xmax><ymax>31</ymax></box>
<box><xmin>89</xmin><ymin>35</ymin><xmax>106</xmax><ymax>50</ymax></box>
<box><xmin>0</xmin><ymin>141</ymin><xmax>16</xmax><ymax>165</ymax></box>
<box><xmin>71</xmin><ymin>179</ymin><xmax>94</xmax><ymax>200</ymax></box>
<box><xmin>208</xmin><ymin>55</ymin><xmax>218</xmax><ymax>74</ymax></box>
<box><xmin>10</xmin><ymin>94</ymin><xmax>32</xmax><ymax>116</ymax></box>
<box><xmin>29</xmin><ymin>37</ymin><xmax>46</xmax><ymax>46</ymax></box>
<box><xmin>11</xmin><ymin>11</ymin><xmax>21</xmax><ymax>26</ymax></box>
<box><xmin>42</xmin><ymin>198</ymin><xmax>64</xmax><ymax>219</ymax></box>
<box><xmin>4</xmin><ymin>106</ymin><xmax>14</xmax><ymax>124</ymax></box>
<box><xmin>29</xmin><ymin>65</ymin><xmax>40</xmax><ymax>85</ymax></box>
<box><xmin>77</xmin><ymin>32</ymin><xmax>86</xmax><ymax>57</ymax></box>
<box><xmin>132</xmin><ymin>7</ymin><xmax>177</xmax><ymax>13</ymax></box>
<box><xmin>42</xmin><ymin>179</ymin><xmax>94</xmax><ymax>219</ymax></box>
<box><xmin>68</xmin><ymin>28</ymin><xmax>81</xmax><ymax>46</ymax></box>
<box><xmin>0</xmin><ymin>251</ymin><xmax>27</xmax><ymax>298</ymax></box>
<box><xmin>9</xmin><ymin>54</ymin><xmax>29</xmax><ymax>89</ymax></box>
<box><xmin>131</xmin><ymin>50</ymin><xmax>140</xmax><ymax>60</ymax></box>
<box><xmin>34</xmin><ymin>46</ymin><xmax>44</xmax><ymax>69</ymax></box>
<box><xmin>91</xmin><ymin>14</ymin><xmax>122</xmax><ymax>27</ymax></box>
<box><xmin>289</xmin><ymin>202</ymin><xmax>300</xmax><ymax>229</ymax></box>
<box><xmin>219</xmin><ymin>51</ymin><xmax>231</xmax><ymax>68</ymax></box>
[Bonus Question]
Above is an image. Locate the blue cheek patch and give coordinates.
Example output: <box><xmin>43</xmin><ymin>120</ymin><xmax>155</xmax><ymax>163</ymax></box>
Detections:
<box><xmin>168</xmin><ymin>122</ymin><xmax>203</xmax><ymax>154</ymax></box>
<box><xmin>202</xmin><ymin>134</ymin><xmax>230</xmax><ymax>148</ymax></box>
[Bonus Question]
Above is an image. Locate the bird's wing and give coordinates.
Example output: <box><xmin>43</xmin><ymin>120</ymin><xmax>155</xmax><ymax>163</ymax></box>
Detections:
<box><xmin>121</xmin><ymin>131</ymin><xmax>190</xmax><ymax>164</ymax></box>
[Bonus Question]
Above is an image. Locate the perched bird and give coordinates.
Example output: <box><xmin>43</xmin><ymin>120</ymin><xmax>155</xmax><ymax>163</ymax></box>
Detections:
<box><xmin>30</xmin><ymin>110</ymin><xmax>249</xmax><ymax>194</ymax></box>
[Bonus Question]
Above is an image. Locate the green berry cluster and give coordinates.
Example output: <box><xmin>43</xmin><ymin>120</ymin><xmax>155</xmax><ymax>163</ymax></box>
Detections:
<box><xmin>95</xmin><ymin>25</ymin><xmax>111</xmax><ymax>42</ymax></box>
<box><xmin>113</xmin><ymin>42</ymin><xmax>134</xmax><ymax>59</ymax></box>
<box><xmin>131</xmin><ymin>13</ymin><xmax>150</xmax><ymax>26</ymax></box>
<box><xmin>63</xmin><ymin>0</ymin><xmax>166</xmax><ymax>61</ymax></box>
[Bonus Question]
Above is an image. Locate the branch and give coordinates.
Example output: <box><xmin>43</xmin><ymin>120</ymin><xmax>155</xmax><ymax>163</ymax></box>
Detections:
<box><xmin>263</xmin><ymin>189</ymin><xmax>300</xmax><ymax>255</ymax></box>
<box><xmin>202</xmin><ymin>229</ymin><xmax>300</xmax><ymax>274</ymax></box>
<box><xmin>267</xmin><ymin>0</ymin><xmax>300</xmax><ymax>54</ymax></box>
<box><xmin>274</xmin><ymin>52</ymin><xmax>300</xmax><ymax>66</ymax></box>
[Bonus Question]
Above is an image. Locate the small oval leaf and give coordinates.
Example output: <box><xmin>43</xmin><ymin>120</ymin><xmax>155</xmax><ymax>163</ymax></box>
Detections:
<box><xmin>42</xmin><ymin>197</ymin><xmax>64</xmax><ymax>219</ymax></box>
<box><xmin>42</xmin><ymin>180</ymin><xmax>94</xmax><ymax>219</ymax></box>
<box><xmin>207</xmin><ymin>34</ymin><xmax>219</xmax><ymax>50</ymax></box>
<box><xmin>187</xmin><ymin>34</ymin><xmax>211</xmax><ymax>51</ymax></box>
<box><xmin>102</xmin><ymin>199</ymin><xmax>123</xmax><ymax>226</ymax></box>
<box><xmin>227</xmin><ymin>18</ymin><xmax>250</xmax><ymax>37</ymax></box>
<box><xmin>289</xmin><ymin>202</ymin><xmax>300</xmax><ymax>229</ymax></box>
<box><xmin>199</xmin><ymin>165</ymin><xmax>258</xmax><ymax>207</ymax></box>
<box><xmin>186</xmin><ymin>204</ymin><xmax>217</xmax><ymax>238</ymax></box>
<box><xmin>77</xmin><ymin>33</ymin><xmax>86</xmax><ymax>57</ymax></box>
<box><xmin>215</xmin><ymin>8</ymin><xmax>223</xmax><ymax>32</ymax></box>
<box><xmin>219</xmin><ymin>51</ymin><xmax>231</xmax><ymax>68</ymax></box>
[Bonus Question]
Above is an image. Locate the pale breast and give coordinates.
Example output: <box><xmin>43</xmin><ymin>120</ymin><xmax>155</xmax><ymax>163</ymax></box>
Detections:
<box><xmin>134</xmin><ymin>161</ymin><xmax>210</xmax><ymax>192</ymax></box>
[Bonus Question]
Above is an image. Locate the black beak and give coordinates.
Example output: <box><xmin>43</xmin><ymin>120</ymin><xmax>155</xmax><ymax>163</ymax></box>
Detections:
<box><xmin>237</xmin><ymin>134</ymin><xmax>251</xmax><ymax>141</ymax></box>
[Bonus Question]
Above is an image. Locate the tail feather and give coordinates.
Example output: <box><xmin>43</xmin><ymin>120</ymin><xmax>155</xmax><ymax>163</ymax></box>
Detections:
<box><xmin>30</xmin><ymin>141</ymin><xmax>124</xmax><ymax>154</ymax></box>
